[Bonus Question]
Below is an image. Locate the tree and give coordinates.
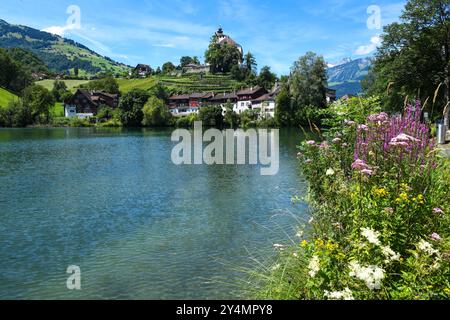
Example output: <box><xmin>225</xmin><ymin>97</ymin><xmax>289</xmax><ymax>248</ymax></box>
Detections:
<box><xmin>205</xmin><ymin>36</ymin><xmax>242</xmax><ymax>73</ymax></box>
<box><xmin>162</xmin><ymin>62</ymin><xmax>176</xmax><ymax>75</ymax></box>
<box><xmin>257</xmin><ymin>66</ymin><xmax>277</xmax><ymax>91</ymax></box>
<box><xmin>0</xmin><ymin>48</ymin><xmax>32</xmax><ymax>93</ymax></box>
<box><xmin>275</xmin><ymin>85</ymin><xmax>292</xmax><ymax>126</ymax></box>
<box><xmin>0</xmin><ymin>100</ymin><xmax>32</xmax><ymax>127</ymax></box>
<box><xmin>142</xmin><ymin>96</ymin><xmax>173</xmax><ymax>127</ymax></box>
<box><xmin>52</xmin><ymin>80</ymin><xmax>70</xmax><ymax>102</ymax></box>
<box><xmin>22</xmin><ymin>85</ymin><xmax>55</xmax><ymax>123</ymax></box>
<box><xmin>290</xmin><ymin>52</ymin><xmax>328</xmax><ymax>109</ymax></box>
<box><xmin>224</xmin><ymin>100</ymin><xmax>239</xmax><ymax>128</ymax></box>
<box><xmin>365</xmin><ymin>0</ymin><xmax>449</xmax><ymax>118</ymax></box>
<box><xmin>180</xmin><ymin>56</ymin><xmax>197</xmax><ymax>68</ymax></box>
<box><xmin>84</xmin><ymin>76</ymin><xmax>120</xmax><ymax>94</ymax></box>
<box><xmin>198</xmin><ymin>105</ymin><xmax>224</xmax><ymax>128</ymax></box>
<box><xmin>149</xmin><ymin>83</ymin><xmax>172</xmax><ymax>102</ymax></box>
<box><xmin>119</xmin><ymin>89</ymin><xmax>150</xmax><ymax>127</ymax></box>
<box><xmin>244</xmin><ymin>52</ymin><xmax>257</xmax><ymax>76</ymax></box>
<box><xmin>239</xmin><ymin>109</ymin><xmax>260</xmax><ymax>128</ymax></box>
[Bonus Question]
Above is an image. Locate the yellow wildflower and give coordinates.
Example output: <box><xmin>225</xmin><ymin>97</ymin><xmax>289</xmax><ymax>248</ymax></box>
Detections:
<box><xmin>373</xmin><ymin>187</ymin><xmax>388</xmax><ymax>197</ymax></box>
<box><xmin>444</xmin><ymin>288</ymin><xmax>450</xmax><ymax>295</ymax></box>
<box><xmin>315</xmin><ymin>238</ymin><xmax>325</xmax><ymax>248</ymax></box>
<box><xmin>325</xmin><ymin>241</ymin><xmax>338</xmax><ymax>251</ymax></box>
<box><xmin>300</xmin><ymin>240</ymin><xmax>308</xmax><ymax>248</ymax></box>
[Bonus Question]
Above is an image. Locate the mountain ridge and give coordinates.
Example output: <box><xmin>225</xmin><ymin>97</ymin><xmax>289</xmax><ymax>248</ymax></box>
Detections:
<box><xmin>327</xmin><ymin>57</ymin><xmax>372</xmax><ymax>97</ymax></box>
<box><xmin>0</xmin><ymin>19</ymin><xmax>130</xmax><ymax>77</ymax></box>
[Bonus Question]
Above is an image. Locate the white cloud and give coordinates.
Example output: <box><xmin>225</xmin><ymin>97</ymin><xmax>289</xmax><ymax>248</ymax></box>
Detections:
<box><xmin>355</xmin><ymin>35</ymin><xmax>381</xmax><ymax>55</ymax></box>
<box><xmin>42</xmin><ymin>24</ymin><xmax>77</xmax><ymax>36</ymax></box>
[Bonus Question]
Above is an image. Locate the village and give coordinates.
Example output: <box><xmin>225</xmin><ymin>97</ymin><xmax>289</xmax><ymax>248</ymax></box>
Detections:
<box><xmin>63</xmin><ymin>28</ymin><xmax>338</xmax><ymax>121</ymax></box>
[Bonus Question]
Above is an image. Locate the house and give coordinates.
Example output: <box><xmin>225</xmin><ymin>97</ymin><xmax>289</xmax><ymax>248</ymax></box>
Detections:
<box><xmin>168</xmin><ymin>93</ymin><xmax>207</xmax><ymax>117</ymax></box>
<box><xmin>132</xmin><ymin>64</ymin><xmax>152</xmax><ymax>78</ymax></box>
<box><xmin>166</xmin><ymin>85</ymin><xmax>279</xmax><ymax>118</ymax></box>
<box><xmin>235</xmin><ymin>86</ymin><xmax>268</xmax><ymax>114</ymax></box>
<box><xmin>183</xmin><ymin>63</ymin><xmax>211</xmax><ymax>74</ymax></box>
<box><xmin>64</xmin><ymin>89</ymin><xmax>119</xmax><ymax>118</ymax></box>
<box><xmin>215</xmin><ymin>27</ymin><xmax>243</xmax><ymax>58</ymax></box>
<box><xmin>209</xmin><ymin>93</ymin><xmax>238</xmax><ymax>115</ymax></box>
<box><xmin>31</xmin><ymin>72</ymin><xmax>48</xmax><ymax>81</ymax></box>
<box><xmin>326</xmin><ymin>89</ymin><xmax>337</xmax><ymax>104</ymax></box>
<box><xmin>252</xmin><ymin>83</ymin><xmax>281</xmax><ymax>118</ymax></box>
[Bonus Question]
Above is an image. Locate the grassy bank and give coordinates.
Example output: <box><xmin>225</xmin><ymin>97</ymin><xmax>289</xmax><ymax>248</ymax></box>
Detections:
<box><xmin>0</xmin><ymin>87</ymin><xmax>19</xmax><ymax>108</ymax></box>
<box><xmin>249</xmin><ymin>97</ymin><xmax>450</xmax><ymax>300</ymax></box>
<box><xmin>35</xmin><ymin>79</ymin><xmax>91</xmax><ymax>92</ymax></box>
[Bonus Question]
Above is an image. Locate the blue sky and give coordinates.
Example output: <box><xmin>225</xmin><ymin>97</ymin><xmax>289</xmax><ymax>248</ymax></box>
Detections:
<box><xmin>0</xmin><ymin>0</ymin><xmax>406</xmax><ymax>75</ymax></box>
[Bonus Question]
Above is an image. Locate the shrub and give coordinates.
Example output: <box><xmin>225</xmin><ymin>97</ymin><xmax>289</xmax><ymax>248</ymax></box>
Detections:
<box><xmin>252</xmin><ymin>100</ymin><xmax>450</xmax><ymax>300</ymax></box>
<box><xmin>142</xmin><ymin>96</ymin><xmax>173</xmax><ymax>127</ymax></box>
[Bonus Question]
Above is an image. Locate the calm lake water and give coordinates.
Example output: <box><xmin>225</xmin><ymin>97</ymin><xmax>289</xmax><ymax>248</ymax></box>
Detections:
<box><xmin>0</xmin><ymin>127</ymin><xmax>309</xmax><ymax>300</ymax></box>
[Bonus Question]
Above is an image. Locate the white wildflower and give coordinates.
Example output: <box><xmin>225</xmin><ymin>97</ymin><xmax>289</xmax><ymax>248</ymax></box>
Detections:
<box><xmin>417</xmin><ymin>240</ymin><xmax>438</xmax><ymax>256</ymax></box>
<box><xmin>308</xmin><ymin>255</ymin><xmax>320</xmax><ymax>278</ymax></box>
<box><xmin>324</xmin><ymin>288</ymin><xmax>354</xmax><ymax>300</ymax></box>
<box><xmin>296</xmin><ymin>230</ymin><xmax>304</xmax><ymax>238</ymax></box>
<box><xmin>361</xmin><ymin>227</ymin><xmax>381</xmax><ymax>246</ymax></box>
<box><xmin>349</xmin><ymin>260</ymin><xmax>385</xmax><ymax>290</ymax></box>
<box><xmin>381</xmin><ymin>245</ymin><xmax>400</xmax><ymax>263</ymax></box>
<box><xmin>326</xmin><ymin>168</ymin><xmax>335</xmax><ymax>176</ymax></box>
<box><xmin>271</xmin><ymin>264</ymin><xmax>281</xmax><ymax>271</ymax></box>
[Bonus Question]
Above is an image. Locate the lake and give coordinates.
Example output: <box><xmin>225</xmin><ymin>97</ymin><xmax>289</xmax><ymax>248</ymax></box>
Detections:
<box><xmin>0</xmin><ymin>127</ymin><xmax>309</xmax><ymax>299</ymax></box>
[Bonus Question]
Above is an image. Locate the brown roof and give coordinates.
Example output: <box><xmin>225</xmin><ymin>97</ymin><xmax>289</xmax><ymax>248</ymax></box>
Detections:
<box><xmin>169</xmin><ymin>94</ymin><xmax>191</xmax><ymax>100</ymax></box>
<box><xmin>236</xmin><ymin>86</ymin><xmax>265</xmax><ymax>96</ymax></box>
<box><xmin>210</xmin><ymin>93</ymin><xmax>238</xmax><ymax>101</ymax></box>
<box><xmin>253</xmin><ymin>93</ymin><xmax>274</xmax><ymax>102</ymax></box>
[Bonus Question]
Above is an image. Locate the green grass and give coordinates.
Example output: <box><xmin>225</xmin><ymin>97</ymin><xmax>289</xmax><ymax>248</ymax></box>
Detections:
<box><xmin>35</xmin><ymin>79</ymin><xmax>91</xmax><ymax>92</ymax></box>
<box><xmin>50</xmin><ymin>102</ymin><xmax>64</xmax><ymax>117</ymax></box>
<box><xmin>116</xmin><ymin>77</ymin><xmax>158</xmax><ymax>93</ymax></box>
<box><xmin>117</xmin><ymin>74</ymin><xmax>243</xmax><ymax>94</ymax></box>
<box><xmin>0</xmin><ymin>87</ymin><xmax>19</xmax><ymax>108</ymax></box>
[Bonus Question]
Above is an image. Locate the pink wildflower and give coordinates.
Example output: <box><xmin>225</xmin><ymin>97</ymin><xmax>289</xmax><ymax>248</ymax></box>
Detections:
<box><xmin>430</xmin><ymin>233</ymin><xmax>442</xmax><ymax>241</ymax></box>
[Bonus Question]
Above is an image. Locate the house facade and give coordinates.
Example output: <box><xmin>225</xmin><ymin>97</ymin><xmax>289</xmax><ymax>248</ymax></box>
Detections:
<box><xmin>64</xmin><ymin>89</ymin><xmax>119</xmax><ymax>118</ymax></box>
<box><xmin>235</xmin><ymin>86</ymin><xmax>268</xmax><ymax>114</ymax></box>
<box><xmin>131</xmin><ymin>64</ymin><xmax>152</xmax><ymax>78</ymax></box>
<box><xmin>167</xmin><ymin>86</ymin><xmax>281</xmax><ymax>119</ymax></box>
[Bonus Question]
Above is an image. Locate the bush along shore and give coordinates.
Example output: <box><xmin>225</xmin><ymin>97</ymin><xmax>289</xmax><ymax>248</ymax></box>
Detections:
<box><xmin>251</xmin><ymin>99</ymin><xmax>450</xmax><ymax>300</ymax></box>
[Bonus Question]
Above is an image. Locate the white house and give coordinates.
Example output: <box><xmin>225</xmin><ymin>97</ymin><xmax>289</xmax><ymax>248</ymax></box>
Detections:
<box><xmin>235</xmin><ymin>86</ymin><xmax>268</xmax><ymax>114</ymax></box>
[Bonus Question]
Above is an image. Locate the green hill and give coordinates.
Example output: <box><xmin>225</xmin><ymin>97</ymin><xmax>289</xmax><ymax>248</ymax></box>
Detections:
<box><xmin>0</xmin><ymin>19</ymin><xmax>130</xmax><ymax>77</ymax></box>
<box><xmin>0</xmin><ymin>87</ymin><xmax>18</xmax><ymax>108</ymax></box>
<box><xmin>35</xmin><ymin>79</ymin><xmax>91</xmax><ymax>92</ymax></box>
<box><xmin>118</xmin><ymin>74</ymin><xmax>245</xmax><ymax>94</ymax></box>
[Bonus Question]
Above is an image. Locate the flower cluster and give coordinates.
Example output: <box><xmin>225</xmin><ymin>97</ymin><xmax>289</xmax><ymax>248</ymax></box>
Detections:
<box><xmin>324</xmin><ymin>288</ymin><xmax>354</xmax><ymax>300</ymax></box>
<box><xmin>308</xmin><ymin>255</ymin><xmax>320</xmax><ymax>278</ymax></box>
<box><xmin>417</xmin><ymin>240</ymin><xmax>439</xmax><ymax>256</ymax></box>
<box><xmin>354</xmin><ymin>101</ymin><xmax>434</xmax><ymax>173</ymax></box>
<box><xmin>351</xmin><ymin>159</ymin><xmax>374</xmax><ymax>176</ymax></box>
<box><xmin>349</xmin><ymin>261</ymin><xmax>385</xmax><ymax>290</ymax></box>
